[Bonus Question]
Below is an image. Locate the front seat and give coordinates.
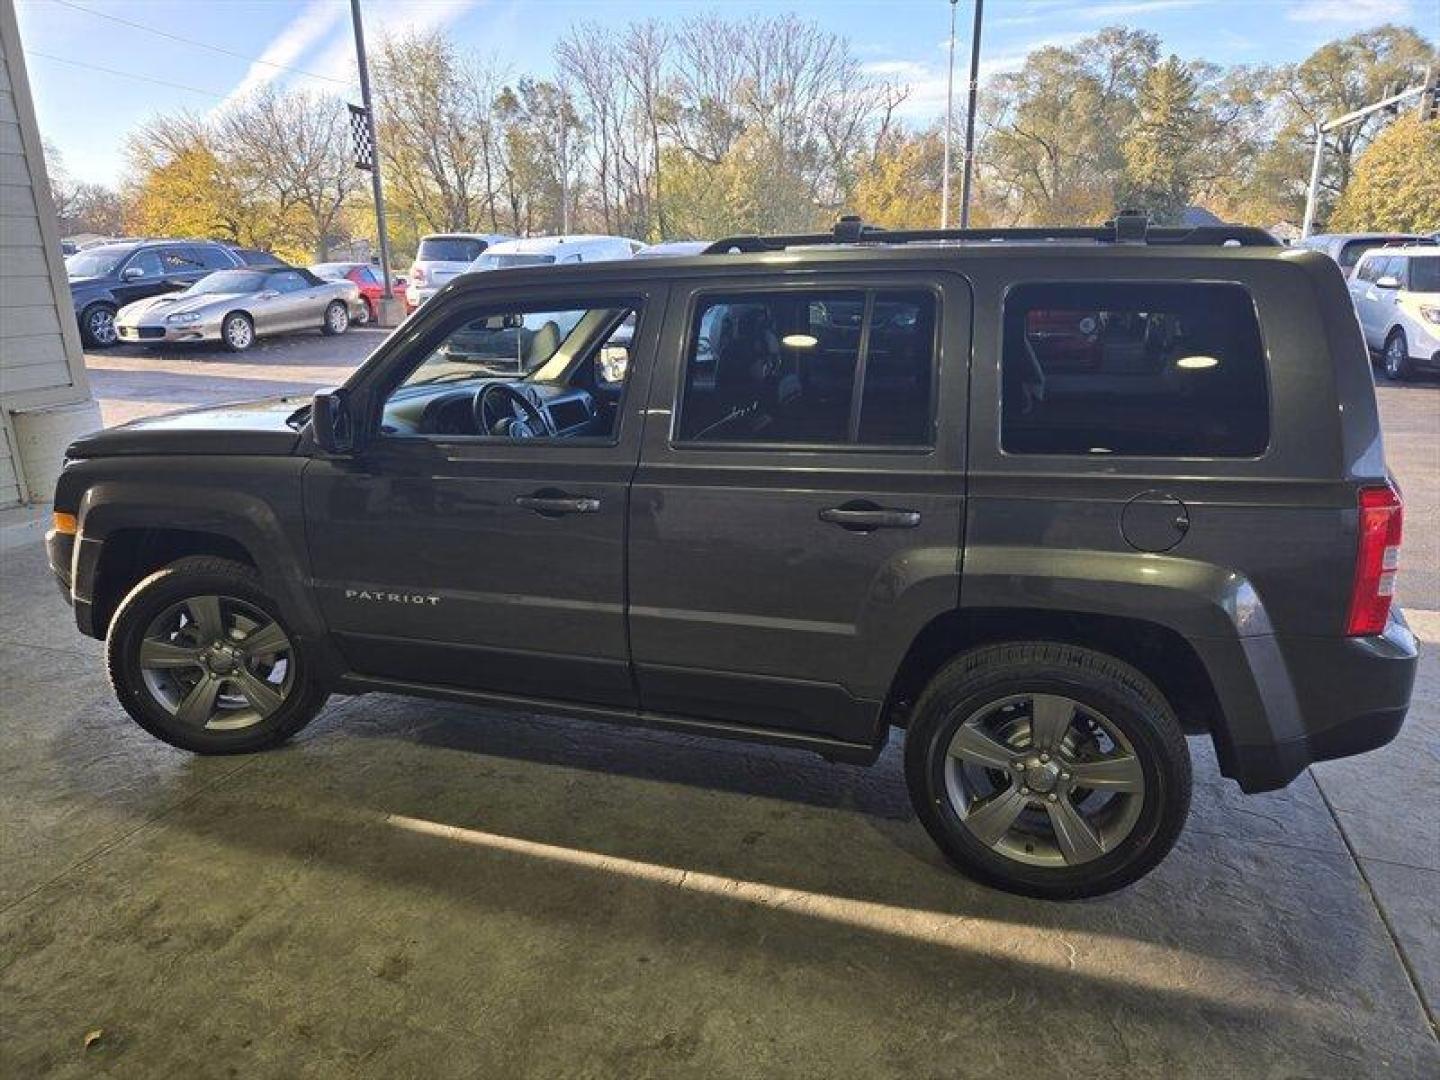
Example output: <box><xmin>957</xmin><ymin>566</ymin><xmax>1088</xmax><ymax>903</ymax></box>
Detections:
<box><xmin>525</xmin><ymin>320</ymin><xmax>561</xmax><ymax>370</ymax></box>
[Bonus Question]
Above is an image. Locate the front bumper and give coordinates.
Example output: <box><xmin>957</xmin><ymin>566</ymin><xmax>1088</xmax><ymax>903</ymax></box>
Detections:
<box><xmin>115</xmin><ymin>318</ymin><xmax>221</xmax><ymax>343</ymax></box>
<box><xmin>45</xmin><ymin>527</ymin><xmax>74</xmax><ymax>599</ymax></box>
<box><xmin>1201</xmin><ymin>612</ymin><xmax>1418</xmax><ymax>792</ymax></box>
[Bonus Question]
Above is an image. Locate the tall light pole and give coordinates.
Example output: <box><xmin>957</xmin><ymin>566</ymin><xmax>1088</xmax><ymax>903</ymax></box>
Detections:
<box><xmin>940</xmin><ymin>0</ymin><xmax>959</xmax><ymax>227</ymax></box>
<box><xmin>959</xmin><ymin>0</ymin><xmax>984</xmax><ymax>227</ymax></box>
<box><xmin>350</xmin><ymin>0</ymin><xmax>402</xmax><ymax>325</ymax></box>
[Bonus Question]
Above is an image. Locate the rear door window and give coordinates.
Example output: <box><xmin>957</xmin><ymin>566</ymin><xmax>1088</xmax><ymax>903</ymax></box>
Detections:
<box><xmin>676</xmin><ymin>288</ymin><xmax>936</xmax><ymax>446</ymax></box>
<box><xmin>1001</xmin><ymin>282</ymin><xmax>1269</xmax><ymax>458</ymax></box>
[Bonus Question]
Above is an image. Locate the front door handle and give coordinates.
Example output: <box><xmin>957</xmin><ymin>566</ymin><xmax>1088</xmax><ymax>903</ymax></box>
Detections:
<box><xmin>515</xmin><ymin>492</ymin><xmax>600</xmax><ymax>516</ymax></box>
<box><xmin>819</xmin><ymin>505</ymin><xmax>921</xmax><ymax>531</ymax></box>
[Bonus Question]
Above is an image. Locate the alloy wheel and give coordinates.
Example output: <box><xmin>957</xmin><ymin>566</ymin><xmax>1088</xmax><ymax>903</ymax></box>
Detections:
<box><xmin>1385</xmin><ymin>335</ymin><xmax>1406</xmax><ymax>379</ymax></box>
<box><xmin>88</xmin><ymin>307</ymin><xmax>117</xmax><ymax>346</ymax></box>
<box><xmin>138</xmin><ymin>594</ymin><xmax>294</xmax><ymax>730</ymax></box>
<box><xmin>225</xmin><ymin>316</ymin><xmax>252</xmax><ymax>350</ymax></box>
<box><xmin>943</xmin><ymin>693</ymin><xmax>1146</xmax><ymax>867</ymax></box>
<box><xmin>327</xmin><ymin>303</ymin><xmax>349</xmax><ymax>333</ymax></box>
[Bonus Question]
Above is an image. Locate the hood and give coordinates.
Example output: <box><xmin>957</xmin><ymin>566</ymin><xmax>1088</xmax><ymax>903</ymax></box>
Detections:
<box><xmin>121</xmin><ymin>292</ymin><xmax>245</xmax><ymax>321</ymax></box>
<box><xmin>66</xmin><ymin>395</ymin><xmax>308</xmax><ymax>459</ymax></box>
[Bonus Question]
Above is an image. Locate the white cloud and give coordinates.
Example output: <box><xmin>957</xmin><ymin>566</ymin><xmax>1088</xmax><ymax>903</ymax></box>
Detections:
<box><xmin>212</xmin><ymin>0</ymin><xmax>348</xmax><ymax>113</ymax></box>
<box><xmin>867</xmin><ymin>31</ymin><xmax>1090</xmax><ymax>121</ymax></box>
<box><xmin>306</xmin><ymin>0</ymin><xmax>485</xmax><ymax>91</ymax></box>
<box><xmin>1286</xmin><ymin>0</ymin><xmax>1412</xmax><ymax>22</ymax></box>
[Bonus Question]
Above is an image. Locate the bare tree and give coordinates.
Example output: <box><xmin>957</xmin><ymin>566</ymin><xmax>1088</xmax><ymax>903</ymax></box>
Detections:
<box><xmin>217</xmin><ymin>88</ymin><xmax>362</xmax><ymax>260</ymax></box>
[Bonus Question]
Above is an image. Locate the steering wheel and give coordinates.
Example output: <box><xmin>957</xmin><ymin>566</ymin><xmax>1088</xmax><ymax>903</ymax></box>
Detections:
<box><xmin>474</xmin><ymin>382</ymin><xmax>552</xmax><ymax>439</ymax></box>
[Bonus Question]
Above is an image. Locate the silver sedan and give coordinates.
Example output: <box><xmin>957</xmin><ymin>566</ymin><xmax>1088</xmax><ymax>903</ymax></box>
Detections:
<box><xmin>115</xmin><ymin>267</ymin><xmax>364</xmax><ymax>351</ymax></box>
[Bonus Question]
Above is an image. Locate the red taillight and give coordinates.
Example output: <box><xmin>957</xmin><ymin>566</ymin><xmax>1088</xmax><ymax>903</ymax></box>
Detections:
<box><xmin>1346</xmin><ymin>483</ymin><xmax>1403</xmax><ymax>636</ymax></box>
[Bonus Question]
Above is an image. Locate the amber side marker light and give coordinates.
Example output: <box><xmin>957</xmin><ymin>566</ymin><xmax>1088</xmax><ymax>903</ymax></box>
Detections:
<box><xmin>52</xmin><ymin>511</ymin><xmax>77</xmax><ymax>535</ymax></box>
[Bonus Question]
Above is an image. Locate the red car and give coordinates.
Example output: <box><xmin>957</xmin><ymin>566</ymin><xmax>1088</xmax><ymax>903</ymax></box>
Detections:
<box><xmin>309</xmin><ymin>263</ymin><xmax>403</xmax><ymax>324</ymax></box>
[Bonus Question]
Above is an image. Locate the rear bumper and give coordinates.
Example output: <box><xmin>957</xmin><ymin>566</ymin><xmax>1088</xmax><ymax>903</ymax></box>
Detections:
<box><xmin>1201</xmin><ymin>612</ymin><xmax>1418</xmax><ymax>792</ymax></box>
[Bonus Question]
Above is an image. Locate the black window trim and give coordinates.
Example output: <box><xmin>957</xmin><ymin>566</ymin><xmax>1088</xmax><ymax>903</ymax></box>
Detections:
<box><xmin>996</xmin><ymin>277</ymin><xmax>1274</xmax><ymax>463</ymax></box>
<box><xmin>668</xmin><ymin>280</ymin><xmax>943</xmax><ymax>455</ymax></box>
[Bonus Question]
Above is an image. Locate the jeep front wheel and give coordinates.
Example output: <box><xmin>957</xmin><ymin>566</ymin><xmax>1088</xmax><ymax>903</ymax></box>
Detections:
<box><xmin>106</xmin><ymin>556</ymin><xmax>328</xmax><ymax>754</ymax></box>
<box><xmin>904</xmin><ymin>642</ymin><xmax>1191</xmax><ymax>899</ymax></box>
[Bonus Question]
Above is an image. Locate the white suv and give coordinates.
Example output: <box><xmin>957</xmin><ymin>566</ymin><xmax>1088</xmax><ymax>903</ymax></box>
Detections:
<box><xmin>1349</xmin><ymin>246</ymin><xmax>1440</xmax><ymax>380</ymax></box>
<box><xmin>407</xmin><ymin>233</ymin><xmax>509</xmax><ymax>311</ymax></box>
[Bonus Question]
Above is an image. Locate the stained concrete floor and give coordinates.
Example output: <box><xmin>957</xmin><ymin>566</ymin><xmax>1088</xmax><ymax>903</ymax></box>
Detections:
<box><xmin>1</xmin><ymin>353</ymin><xmax>1436</xmax><ymax>1078</ymax></box>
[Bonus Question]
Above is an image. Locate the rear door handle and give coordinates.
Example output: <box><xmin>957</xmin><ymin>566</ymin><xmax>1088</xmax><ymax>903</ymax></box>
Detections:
<box><xmin>819</xmin><ymin>506</ymin><xmax>921</xmax><ymax>531</ymax></box>
<box><xmin>515</xmin><ymin>493</ymin><xmax>600</xmax><ymax>516</ymax></box>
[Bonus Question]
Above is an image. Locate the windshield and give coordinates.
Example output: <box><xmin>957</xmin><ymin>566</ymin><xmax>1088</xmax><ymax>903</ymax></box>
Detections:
<box><xmin>473</xmin><ymin>253</ymin><xmax>556</xmax><ymax>270</ymax></box>
<box><xmin>417</xmin><ymin>237</ymin><xmax>486</xmax><ymax>262</ymax></box>
<box><xmin>187</xmin><ymin>270</ymin><xmax>266</xmax><ymax>295</ymax></box>
<box><xmin>1410</xmin><ymin>257</ymin><xmax>1440</xmax><ymax>292</ymax></box>
<box><xmin>65</xmin><ymin>248</ymin><xmax>128</xmax><ymax>278</ymax></box>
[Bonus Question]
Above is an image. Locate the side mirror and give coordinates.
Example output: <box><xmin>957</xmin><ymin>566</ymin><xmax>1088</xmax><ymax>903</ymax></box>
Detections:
<box><xmin>482</xmin><ymin>312</ymin><xmax>525</xmax><ymax>331</ymax></box>
<box><xmin>311</xmin><ymin>390</ymin><xmax>354</xmax><ymax>454</ymax></box>
<box><xmin>597</xmin><ymin>345</ymin><xmax>630</xmax><ymax>385</ymax></box>
<box><xmin>122</xmin><ymin>265</ymin><xmax>145</xmax><ymax>281</ymax></box>
<box><xmin>1375</xmin><ymin>275</ymin><xmax>1401</xmax><ymax>289</ymax></box>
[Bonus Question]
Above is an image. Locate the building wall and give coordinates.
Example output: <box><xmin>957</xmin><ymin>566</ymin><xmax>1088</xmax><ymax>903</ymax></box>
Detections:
<box><xmin>0</xmin><ymin>0</ymin><xmax>100</xmax><ymax>508</ymax></box>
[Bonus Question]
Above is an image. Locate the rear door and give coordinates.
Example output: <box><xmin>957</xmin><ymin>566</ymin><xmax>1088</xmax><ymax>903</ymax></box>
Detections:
<box><xmin>627</xmin><ymin>269</ymin><xmax>970</xmax><ymax>746</ymax></box>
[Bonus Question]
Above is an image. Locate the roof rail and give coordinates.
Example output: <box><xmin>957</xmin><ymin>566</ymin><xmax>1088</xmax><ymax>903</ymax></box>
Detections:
<box><xmin>702</xmin><ymin>212</ymin><xmax>1280</xmax><ymax>254</ymax></box>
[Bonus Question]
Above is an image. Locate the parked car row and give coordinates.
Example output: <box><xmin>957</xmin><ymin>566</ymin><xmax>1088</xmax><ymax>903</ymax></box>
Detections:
<box><xmin>65</xmin><ymin>232</ymin><xmax>714</xmax><ymax>350</ymax></box>
<box><xmin>404</xmin><ymin>233</ymin><xmax>647</xmax><ymax>312</ymax></box>
<box><xmin>64</xmin><ymin>238</ymin><xmax>370</xmax><ymax>351</ymax></box>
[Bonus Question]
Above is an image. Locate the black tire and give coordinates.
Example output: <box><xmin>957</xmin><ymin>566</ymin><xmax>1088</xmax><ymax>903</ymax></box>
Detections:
<box><xmin>1383</xmin><ymin>329</ymin><xmax>1412</xmax><ymax>381</ymax></box>
<box><xmin>106</xmin><ymin>556</ymin><xmax>328</xmax><ymax>754</ymax></box>
<box><xmin>904</xmin><ymin>642</ymin><xmax>1191</xmax><ymax>899</ymax></box>
<box><xmin>221</xmin><ymin>311</ymin><xmax>255</xmax><ymax>352</ymax></box>
<box><xmin>322</xmin><ymin>300</ymin><xmax>350</xmax><ymax>336</ymax></box>
<box><xmin>80</xmin><ymin>303</ymin><xmax>118</xmax><ymax>349</ymax></box>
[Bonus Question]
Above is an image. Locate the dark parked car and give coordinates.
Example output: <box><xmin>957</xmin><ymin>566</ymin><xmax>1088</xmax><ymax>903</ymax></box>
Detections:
<box><xmin>48</xmin><ymin>215</ymin><xmax>1417</xmax><ymax>899</ymax></box>
<box><xmin>64</xmin><ymin>239</ymin><xmax>246</xmax><ymax>347</ymax></box>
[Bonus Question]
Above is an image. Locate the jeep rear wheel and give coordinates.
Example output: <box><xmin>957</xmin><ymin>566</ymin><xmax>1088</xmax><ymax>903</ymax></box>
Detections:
<box><xmin>904</xmin><ymin>642</ymin><xmax>1191</xmax><ymax>899</ymax></box>
<box><xmin>106</xmin><ymin>556</ymin><xmax>328</xmax><ymax>754</ymax></box>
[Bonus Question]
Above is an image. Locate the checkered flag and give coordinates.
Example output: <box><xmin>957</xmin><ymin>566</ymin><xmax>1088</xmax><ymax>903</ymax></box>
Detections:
<box><xmin>348</xmin><ymin>104</ymin><xmax>374</xmax><ymax>171</ymax></box>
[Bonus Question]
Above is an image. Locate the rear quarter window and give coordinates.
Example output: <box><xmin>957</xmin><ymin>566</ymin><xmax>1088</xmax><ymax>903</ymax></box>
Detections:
<box><xmin>1001</xmin><ymin>281</ymin><xmax>1269</xmax><ymax>458</ymax></box>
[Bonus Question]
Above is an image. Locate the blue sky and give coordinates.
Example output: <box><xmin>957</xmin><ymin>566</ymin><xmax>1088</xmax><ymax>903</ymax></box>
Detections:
<box><xmin>15</xmin><ymin>0</ymin><xmax>1439</xmax><ymax>185</ymax></box>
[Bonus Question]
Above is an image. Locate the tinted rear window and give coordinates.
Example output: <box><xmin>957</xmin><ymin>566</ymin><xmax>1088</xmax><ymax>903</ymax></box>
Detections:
<box><xmin>418</xmin><ymin>237</ymin><xmax>487</xmax><ymax>262</ymax></box>
<box><xmin>1409</xmin><ymin>257</ymin><xmax>1439</xmax><ymax>292</ymax></box>
<box><xmin>1002</xmin><ymin>282</ymin><xmax>1269</xmax><ymax>458</ymax></box>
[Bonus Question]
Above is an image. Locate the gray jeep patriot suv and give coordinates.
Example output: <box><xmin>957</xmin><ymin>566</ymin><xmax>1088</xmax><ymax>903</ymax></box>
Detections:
<box><xmin>48</xmin><ymin>215</ymin><xmax>1417</xmax><ymax>899</ymax></box>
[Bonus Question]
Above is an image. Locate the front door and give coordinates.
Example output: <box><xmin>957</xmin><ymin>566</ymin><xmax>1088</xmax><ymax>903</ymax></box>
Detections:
<box><xmin>627</xmin><ymin>271</ymin><xmax>971</xmax><ymax>746</ymax></box>
<box><xmin>303</xmin><ymin>284</ymin><xmax>662</xmax><ymax>707</ymax></box>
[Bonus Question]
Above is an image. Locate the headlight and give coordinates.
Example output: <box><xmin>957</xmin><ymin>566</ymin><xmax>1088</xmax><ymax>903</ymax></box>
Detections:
<box><xmin>165</xmin><ymin>312</ymin><xmax>201</xmax><ymax>324</ymax></box>
<box><xmin>1420</xmin><ymin>305</ymin><xmax>1440</xmax><ymax>326</ymax></box>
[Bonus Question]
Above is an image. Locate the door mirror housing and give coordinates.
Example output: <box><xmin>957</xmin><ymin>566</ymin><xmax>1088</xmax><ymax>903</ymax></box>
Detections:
<box><xmin>121</xmin><ymin>265</ymin><xmax>145</xmax><ymax>281</ymax></box>
<box><xmin>482</xmin><ymin>313</ymin><xmax>525</xmax><ymax>331</ymax></box>
<box><xmin>1375</xmin><ymin>275</ymin><xmax>1402</xmax><ymax>290</ymax></box>
<box><xmin>311</xmin><ymin>389</ymin><xmax>354</xmax><ymax>454</ymax></box>
<box><xmin>597</xmin><ymin>344</ymin><xmax>630</xmax><ymax>385</ymax></box>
